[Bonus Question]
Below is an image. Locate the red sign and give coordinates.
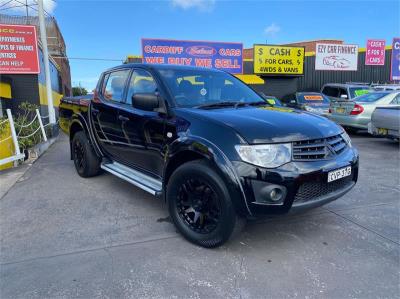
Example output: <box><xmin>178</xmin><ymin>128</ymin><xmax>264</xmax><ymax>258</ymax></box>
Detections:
<box><xmin>365</xmin><ymin>39</ymin><xmax>386</xmax><ymax>66</ymax></box>
<box><xmin>0</xmin><ymin>24</ymin><xmax>40</xmax><ymax>74</ymax></box>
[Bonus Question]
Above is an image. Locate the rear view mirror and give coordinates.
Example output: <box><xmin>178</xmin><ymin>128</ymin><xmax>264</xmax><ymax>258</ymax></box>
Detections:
<box><xmin>132</xmin><ymin>93</ymin><xmax>159</xmax><ymax>111</ymax></box>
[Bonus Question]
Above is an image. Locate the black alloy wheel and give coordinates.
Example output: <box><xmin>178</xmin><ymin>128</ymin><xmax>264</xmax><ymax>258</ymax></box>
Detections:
<box><xmin>73</xmin><ymin>138</ymin><xmax>86</xmax><ymax>173</ymax></box>
<box><xmin>177</xmin><ymin>178</ymin><xmax>221</xmax><ymax>234</ymax></box>
<box><xmin>167</xmin><ymin>160</ymin><xmax>244</xmax><ymax>248</ymax></box>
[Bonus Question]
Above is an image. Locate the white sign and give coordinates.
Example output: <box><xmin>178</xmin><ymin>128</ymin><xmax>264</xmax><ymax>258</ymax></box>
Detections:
<box><xmin>315</xmin><ymin>43</ymin><xmax>359</xmax><ymax>71</ymax></box>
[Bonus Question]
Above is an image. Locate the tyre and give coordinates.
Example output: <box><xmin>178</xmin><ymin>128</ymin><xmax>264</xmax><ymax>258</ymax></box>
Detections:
<box><xmin>167</xmin><ymin>160</ymin><xmax>244</xmax><ymax>248</ymax></box>
<box><xmin>72</xmin><ymin>131</ymin><xmax>101</xmax><ymax>178</ymax></box>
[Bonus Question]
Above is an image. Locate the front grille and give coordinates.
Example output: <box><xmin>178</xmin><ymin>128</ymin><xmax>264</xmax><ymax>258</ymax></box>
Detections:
<box><xmin>294</xmin><ymin>174</ymin><xmax>354</xmax><ymax>203</ymax></box>
<box><xmin>293</xmin><ymin>134</ymin><xmax>347</xmax><ymax>161</ymax></box>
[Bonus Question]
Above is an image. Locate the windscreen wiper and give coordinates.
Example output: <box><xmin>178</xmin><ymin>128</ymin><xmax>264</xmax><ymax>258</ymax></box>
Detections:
<box><xmin>196</xmin><ymin>100</ymin><xmax>272</xmax><ymax>109</ymax></box>
<box><xmin>195</xmin><ymin>101</ymin><xmax>244</xmax><ymax>109</ymax></box>
<box><xmin>248</xmin><ymin>100</ymin><xmax>273</xmax><ymax>107</ymax></box>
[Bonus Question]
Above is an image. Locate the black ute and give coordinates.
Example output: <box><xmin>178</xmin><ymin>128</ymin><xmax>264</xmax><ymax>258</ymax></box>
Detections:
<box><xmin>59</xmin><ymin>64</ymin><xmax>359</xmax><ymax>248</ymax></box>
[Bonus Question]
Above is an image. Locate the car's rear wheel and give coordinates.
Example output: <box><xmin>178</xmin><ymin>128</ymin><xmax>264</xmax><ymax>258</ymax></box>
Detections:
<box><xmin>167</xmin><ymin>160</ymin><xmax>244</xmax><ymax>248</ymax></box>
<box><xmin>72</xmin><ymin>131</ymin><xmax>101</xmax><ymax>177</ymax></box>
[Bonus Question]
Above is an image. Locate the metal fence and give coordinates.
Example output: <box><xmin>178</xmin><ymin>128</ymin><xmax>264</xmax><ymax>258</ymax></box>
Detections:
<box><xmin>0</xmin><ymin>109</ymin><xmax>48</xmax><ymax>167</ymax></box>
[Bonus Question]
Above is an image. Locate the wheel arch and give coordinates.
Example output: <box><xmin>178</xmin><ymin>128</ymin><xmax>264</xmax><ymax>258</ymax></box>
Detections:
<box><xmin>69</xmin><ymin>114</ymin><xmax>102</xmax><ymax>159</ymax></box>
<box><xmin>163</xmin><ymin>137</ymin><xmax>251</xmax><ymax>217</ymax></box>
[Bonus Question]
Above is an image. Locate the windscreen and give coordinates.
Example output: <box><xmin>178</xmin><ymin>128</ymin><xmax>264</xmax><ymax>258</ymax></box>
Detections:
<box><xmin>157</xmin><ymin>68</ymin><xmax>263</xmax><ymax>107</ymax></box>
<box><xmin>349</xmin><ymin>87</ymin><xmax>371</xmax><ymax>98</ymax></box>
<box><xmin>355</xmin><ymin>92</ymin><xmax>389</xmax><ymax>103</ymax></box>
<box><xmin>297</xmin><ymin>93</ymin><xmax>330</xmax><ymax>104</ymax></box>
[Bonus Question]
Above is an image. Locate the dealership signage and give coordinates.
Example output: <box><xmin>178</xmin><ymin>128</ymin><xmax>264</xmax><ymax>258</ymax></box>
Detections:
<box><xmin>253</xmin><ymin>45</ymin><xmax>305</xmax><ymax>75</ymax></box>
<box><xmin>365</xmin><ymin>39</ymin><xmax>385</xmax><ymax>66</ymax></box>
<box><xmin>315</xmin><ymin>43</ymin><xmax>358</xmax><ymax>71</ymax></box>
<box><xmin>391</xmin><ymin>38</ymin><xmax>400</xmax><ymax>81</ymax></box>
<box><xmin>142</xmin><ymin>38</ymin><xmax>243</xmax><ymax>74</ymax></box>
<box><xmin>0</xmin><ymin>24</ymin><xmax>39</xmax><ymax>74</ymax></box>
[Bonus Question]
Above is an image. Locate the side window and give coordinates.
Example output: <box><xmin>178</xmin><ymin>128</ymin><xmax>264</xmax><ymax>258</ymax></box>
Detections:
<box><xmin>101</xmin><ymin>73</ymin><xmax>110</xmax><ymax>95</ymax></box>
<box><xmin>102</xmin><ymin>70</ymin><xmax>130</xmax><ymax>102</ymax></box>
<box><xmin>322</xmin><ymin>86</ymin><xmax>338</xmax><ymax>97</ymax></box>
<box><xmin>126</xmin><ymin>69</ymin><xmax>157</xmax><ymax>105</ymax></box>
<box><xmin>390</xmin><ymin>94</ymin><xmax>400</xmax><ymax>105</ymax></box>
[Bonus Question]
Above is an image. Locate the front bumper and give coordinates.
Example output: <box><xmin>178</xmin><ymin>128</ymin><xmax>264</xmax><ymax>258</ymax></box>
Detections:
<box><xmin>232</xmin><ymin>147</ymin><xmax>359</xmax><ymax>217</ymax></box>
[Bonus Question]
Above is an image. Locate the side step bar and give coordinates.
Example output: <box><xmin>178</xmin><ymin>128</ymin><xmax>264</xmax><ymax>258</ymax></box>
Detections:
<box><xmin>101</xmin><ymin>161</ymin><xmax>162</xmax><ymax>196</ymax></box>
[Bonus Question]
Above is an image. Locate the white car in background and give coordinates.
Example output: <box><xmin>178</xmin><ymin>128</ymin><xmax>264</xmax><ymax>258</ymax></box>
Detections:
<box><xmin>328</xmin><ymin>91</ymin><xmax>400</xmax><ymax>132</ymax></box>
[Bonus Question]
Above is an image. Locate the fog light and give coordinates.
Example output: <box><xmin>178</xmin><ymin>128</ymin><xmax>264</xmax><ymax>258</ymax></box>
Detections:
<box><xmin>270</xmin><ymin>188</ymin><xmax>283</xmax><ymax>202</ymax></box>
<box><xmin>252</xmin><ymin>181</ymin><xmax>287</xmax><ymax>205</ymax></box>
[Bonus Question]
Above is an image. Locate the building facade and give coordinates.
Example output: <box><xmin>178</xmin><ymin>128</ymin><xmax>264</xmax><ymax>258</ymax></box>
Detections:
<box><xmin>243</xmin><ymin>47</ymin><xmax>393</xmax><ymax>98</ymax></box>
<box><xmin>0</xmin><ymin>14</ymin><xmax>71</xmax><ymax>117</ymax></box>
<box><xmin>126</xmin><ymin>39</ymin><xmax>393</xmax><ymax>99</ymax></box>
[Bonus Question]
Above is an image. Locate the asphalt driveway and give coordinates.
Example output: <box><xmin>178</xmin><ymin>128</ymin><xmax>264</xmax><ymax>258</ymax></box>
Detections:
<box><xmin>0</xmin><ymin>133</ymin><xmax>399</xmax><ymax>298</ymax></box>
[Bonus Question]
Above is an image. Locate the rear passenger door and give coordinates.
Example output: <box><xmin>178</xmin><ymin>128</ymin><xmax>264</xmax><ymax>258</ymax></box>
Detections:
<box><xmin>117</xmin><ymin>69</ymin><xmax>166</xmax><ymax>178</ymax></box>
<box><xmin>91</xmin><ymin>69</ymin><xmax>131</xmax><ymax>158</ymax></box>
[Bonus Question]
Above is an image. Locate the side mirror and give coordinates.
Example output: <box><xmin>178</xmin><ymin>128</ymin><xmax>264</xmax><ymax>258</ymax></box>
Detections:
<box><xmin>132</xmin><ymin>93</ymin><xmax>159</xmax><ymax>111</ymax></box>
<box><xmin>340</xmin><ymin>94</ymin><xmax>348</xmax><ymax>99</ymax></box>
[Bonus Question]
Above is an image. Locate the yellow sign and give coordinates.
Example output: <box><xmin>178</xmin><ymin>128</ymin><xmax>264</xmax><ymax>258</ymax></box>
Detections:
<box><xmin>254</xmin><ymin>45</ymin><xmax>305</xmax><ymax>75</ymax></box>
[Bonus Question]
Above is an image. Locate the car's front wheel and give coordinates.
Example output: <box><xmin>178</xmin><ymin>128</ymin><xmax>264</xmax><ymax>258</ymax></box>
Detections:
<box><xmin>167</xmin><ymin>160</ymin><xmax>244</xmax><ymax>248</ymax></box>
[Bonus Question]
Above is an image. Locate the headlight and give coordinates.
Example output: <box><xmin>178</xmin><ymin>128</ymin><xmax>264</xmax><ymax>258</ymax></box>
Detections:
<box><xmin>341</xmin><ymin>131</ymin><xmax>352</xmax><ymax>148</ymax></box>
<box><xmin>235</xmin><ymin>143</ymin><xmax>292</xmax><ymax>168</ymax></box>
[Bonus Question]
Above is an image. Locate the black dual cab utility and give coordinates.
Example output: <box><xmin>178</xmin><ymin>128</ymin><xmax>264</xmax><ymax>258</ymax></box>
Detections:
<box><xmin>59</xmin><ymin>64</ymin><xmax>359</xmax><ymax>248</ymax></box>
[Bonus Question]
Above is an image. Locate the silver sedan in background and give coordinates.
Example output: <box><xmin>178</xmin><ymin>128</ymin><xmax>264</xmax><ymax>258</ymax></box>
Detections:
<box><xmin>369</xmin><ymin>104</ymin><xmax>400</xmax><ymax>140</ymax></box>
<box><xmin>328</xmin><ymin>91</ymin><xmax>400</xmax><ymax>131</ymax></box>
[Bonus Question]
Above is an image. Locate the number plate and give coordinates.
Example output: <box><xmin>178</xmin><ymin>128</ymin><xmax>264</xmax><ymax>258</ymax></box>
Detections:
<box><xmin>377</xmin><ymin>128</ymin><xmax>388</xmax><ymax>135</ymax></box>
<box><xmin>328</xmin><ymin>166</ymin><xmax>352</xmax><ymax>183</ymax></box>
<box><xmin>336</xmin><ymin>107</ymin><xmax>346</xmax><ymax>114</ymax></box>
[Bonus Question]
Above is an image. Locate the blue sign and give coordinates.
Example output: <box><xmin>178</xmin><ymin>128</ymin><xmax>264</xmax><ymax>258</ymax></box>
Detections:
<box><xmin>142</xmin><ymin>38</ymin><xmax>243</xmax><ymax>74</ymax></box>
<box><xmin>391</xmin><ymin>38</ymin><xmax>400</xmax><ymax>81</ymax></box>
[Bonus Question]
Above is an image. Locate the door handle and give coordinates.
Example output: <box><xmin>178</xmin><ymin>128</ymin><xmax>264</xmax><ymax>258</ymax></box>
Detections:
<box><xmin>118</xmin><ymin>115</ymin><xmax>129</xmax><ymax>122</ymax></box>
<box><xmin>92</xmin><ymin>107</ymin><xmax>99</xmax><ymax>113</ymax></box>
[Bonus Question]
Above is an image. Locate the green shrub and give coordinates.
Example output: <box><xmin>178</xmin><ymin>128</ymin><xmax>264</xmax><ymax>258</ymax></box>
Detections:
<box><xmin>0</xmin><ymin>102</ymin><xmax>45</xmax><ymax>151</ymax></box>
